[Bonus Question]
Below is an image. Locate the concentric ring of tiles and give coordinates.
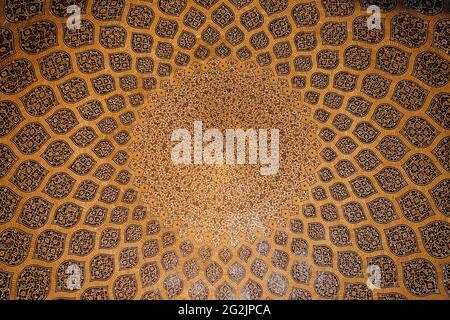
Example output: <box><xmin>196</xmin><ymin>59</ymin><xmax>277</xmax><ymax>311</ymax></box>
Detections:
<box><xmin>0</xmin><ymin>0</ymin><xmax>449</xmax><ymax>300</ymax></box>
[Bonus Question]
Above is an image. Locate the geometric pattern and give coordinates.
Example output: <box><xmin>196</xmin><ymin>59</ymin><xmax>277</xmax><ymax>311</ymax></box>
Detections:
<box><xmin>0</xmin><ymin>0</ymin><xmax>448</xmax><ymax>300</ymax></box>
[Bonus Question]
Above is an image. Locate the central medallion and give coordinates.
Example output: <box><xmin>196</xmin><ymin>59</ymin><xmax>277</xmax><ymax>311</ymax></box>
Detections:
<box><xmin>131</xmin><ymin>60</ymin><xmax>320</xmax><ymax>244</ymax></box>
